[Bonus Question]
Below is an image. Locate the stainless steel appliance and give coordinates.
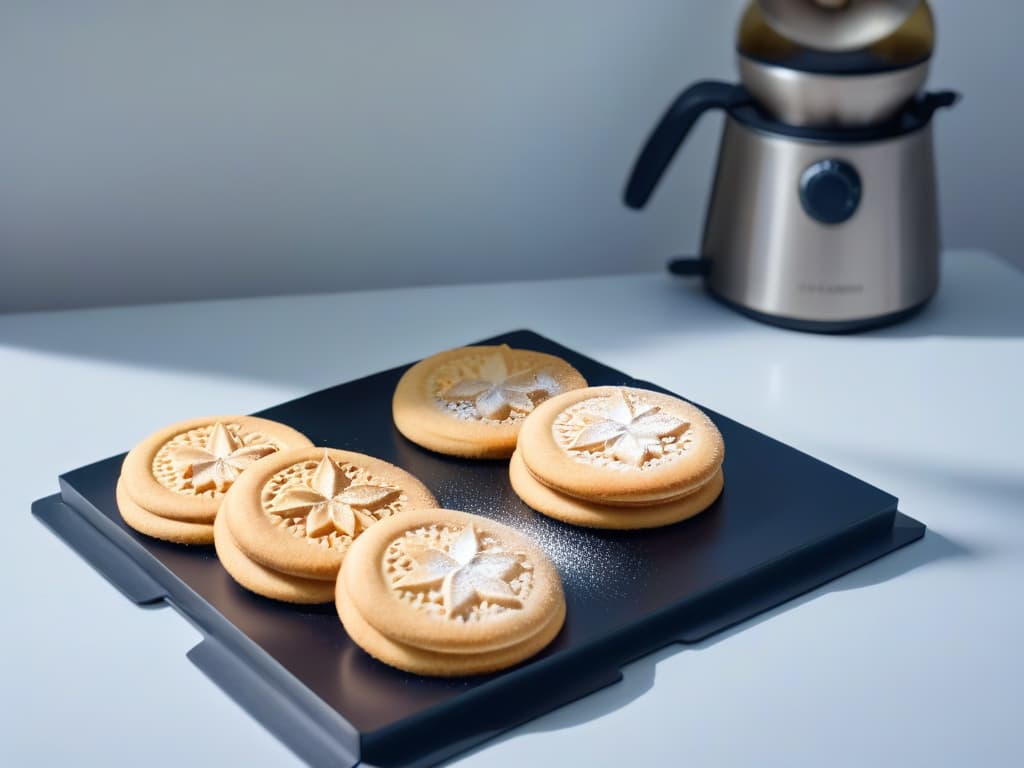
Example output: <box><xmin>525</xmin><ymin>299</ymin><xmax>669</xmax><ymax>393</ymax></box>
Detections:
<box><xmin>625</xmin><ymin>0</ymin><xmax>958</xmax><ymax>332</ymax></box>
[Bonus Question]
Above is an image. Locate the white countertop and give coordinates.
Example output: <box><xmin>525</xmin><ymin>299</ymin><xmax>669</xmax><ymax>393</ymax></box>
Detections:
<box><xmin>4</xmin><ymin>249</ymin><xmax>1023</xmax><ymax>767</ymax></box>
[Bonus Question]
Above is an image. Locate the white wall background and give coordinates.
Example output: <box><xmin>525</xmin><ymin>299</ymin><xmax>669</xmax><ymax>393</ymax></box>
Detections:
<box><xmin>0</xmin><ymin>0</ymin><xmax>1018</xmax><ymax>312</ymax></box>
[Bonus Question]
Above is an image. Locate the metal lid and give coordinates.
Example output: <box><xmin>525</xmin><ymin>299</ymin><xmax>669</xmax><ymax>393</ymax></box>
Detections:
<box><xmin>757</xmin><ymin>0</ymin><xmax>921</xmax><ymax>52</ymax></box>
<box><xmin>738</xmin><ymin>0</ymin><xmax>933</xmax><ymax>73</ymax></box>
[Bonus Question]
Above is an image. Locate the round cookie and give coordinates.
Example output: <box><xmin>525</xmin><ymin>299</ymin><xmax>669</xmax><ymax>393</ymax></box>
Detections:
<box><xmin>518</xmin><ymin>386</ymin><xmax>724</xmax><ymax>505</ymax></box>
<box><xmin>214</xmin><ymin>510</ymin><xmax>335</xmax><ymax>604</ymax></box>
<box><xmin>121</xmin><ymin>415</ymin><xmax>313</xmax><ymax>523</ymax></box>
<box><xmin>224</xmin><ymin>447</ymin><xmax>437</xmax><ymax>580</ymax></box>
<box><xmin>509</xmin><ymin>449</ymin><xmax>724</xmax><ymax>529</ymax></box>
<box><xmin>336</xmin><ymin>577</ymin><xmax>566</xmax><ymax>676</ymax></box>
<box><xmin>392</xmin><ymin>344</ymin><xmax>587</xmax><ymax>459</ymax></box>
<box><xmin>116</xmin><ymin>478</ymin><xmax>214</xmax><ymax>545</ymax></box>
<box><xmin>340</xmin><ymin>508</ymin><xmax>565</xmax><ymax>661</ymax></box>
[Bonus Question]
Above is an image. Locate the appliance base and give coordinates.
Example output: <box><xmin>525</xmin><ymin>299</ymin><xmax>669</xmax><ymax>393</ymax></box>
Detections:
<box><xmin>708</xmin><ymin>286</ymin><xmax>934</xmax><ymax>334</ymax></box>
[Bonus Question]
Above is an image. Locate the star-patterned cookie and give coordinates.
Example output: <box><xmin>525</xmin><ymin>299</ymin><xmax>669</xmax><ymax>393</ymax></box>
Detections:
<box><xmin>117</xmin><ymin>415</ymin><xmax>313</xmax><ymax>543</ymax></box>
<box><xmin>511</xmin><ymin>386</ymin><xmax>725</xmax><ymax>528</ymax></box>
<box><xmin>393</xmin><ymin>525</ymin><xmax>523</xmax><ymax>619</ymax></box>
<box><xmin>173</xmin><ymin>422</ymin><xmax>277</xmax><ymax>494</ymax></box>
<box><xmin>392</xmin><ymin>344</ymin><xmax>587</xmax><ymax>458</ymax></box>
<box><xmin>509</xmin><ymin>449</ymin><xmax>725</xmax><ymax>530</ymax></box>
<box><xmin>271</xmin><ymin>452</ymin><xmax>401</xmax><ymax>539</ymax></box>
<box><xmin>438</xmin><ymin>352</ymin><xmax>561</xmax><ymax>421</ymax></box>
<box><xmin>337</xmin><ymin>508</ymin><xmax>566</xmax><ymax>676</ymax></box>
<box><xmin>568</xmin><ymin>389</ymin><xmax>690</xmax><ymax>467</ymax></box>
<box><xmin>216</xmin><ymin>447</ymin><xmax>437</xmax><ymax>602</ymax></box>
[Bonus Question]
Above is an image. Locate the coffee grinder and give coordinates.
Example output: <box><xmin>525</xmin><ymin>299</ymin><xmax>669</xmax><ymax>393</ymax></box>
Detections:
<box><xmin>625</xmin><ymin>0</ymin><xmax>958</xmax><ymax>332</ymax></box>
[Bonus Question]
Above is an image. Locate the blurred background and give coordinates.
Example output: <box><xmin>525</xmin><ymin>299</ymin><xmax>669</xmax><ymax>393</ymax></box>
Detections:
<box><xmin>0</xmin><ymin>0</ymin><xmax>1017</xmax><ymax>313</ymax></box>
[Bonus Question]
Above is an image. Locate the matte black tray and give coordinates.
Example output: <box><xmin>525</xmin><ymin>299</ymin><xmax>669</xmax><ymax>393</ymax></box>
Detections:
<box><xmin>33</xmin><ymin>330</ymin><xmax>924</xmax><ymax>767</ymax></box>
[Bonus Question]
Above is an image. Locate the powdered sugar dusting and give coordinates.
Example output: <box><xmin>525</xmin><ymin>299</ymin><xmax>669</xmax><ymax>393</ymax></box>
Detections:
<box><xmin>432</xmin><ymin>477</ymin><xmax>646</xmax><ymax>596</ymax></box>
<box><xmin>553</xmin><ymin>389</ymin><xmax>695</xmax><ymax>470</ymax></box>
<box><xmin>438</xmin><ymin>399</ymin><xmax>530</xmax><ymax>425</ymax></box>
<box><xmin>427</xmin><ymin>349</ymin><xmax>562</xmax><ymax>423</ymax></box>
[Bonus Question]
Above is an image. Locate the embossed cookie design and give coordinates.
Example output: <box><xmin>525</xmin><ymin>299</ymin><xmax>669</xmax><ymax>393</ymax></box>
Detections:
<box><xmin>559</xmin><ymin>388</ymin><xmax>693</xmax><ymax>469</ymax></box>
<box><xmin>392</xmin><ymin>344</ymin><xmax>587</xmax><ymax>458</ymax></box>
<box><xmin>216</xmin><ymin>447</ymin><xmax>436</xmax><ymax>603</ymax></box>
<box><xmin>512</xmin><ymin>386</ymin><xmax>725</xmax><ymax>529</ymax></box>
<box><xmin>392</xmin><ymin>525</ymin><xmax>525</xmax><ymax>621</ymax></box>
<box><xmin>337</xmin><ymin>508</ymin><xmax>566</xmax><ymax>676</ymax></box>
<box><xmin>117</xmin><ymin>415</ymin><xmax>313</xmax><ymax>544</ymax></box>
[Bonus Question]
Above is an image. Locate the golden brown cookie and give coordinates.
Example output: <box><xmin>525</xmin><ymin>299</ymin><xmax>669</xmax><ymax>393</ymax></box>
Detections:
<box><xmin>116</xmin><ymin>477</ymin><xmax>215</xmax><ymax>545</ymax></box>
<box><xmin>517</xmin><ymin>386</ymin><xmax>724</xmax><ymax>505</ymax></box>
<box><xmin>509</xmin><ymin>449</ymin><xmax>724</xmax><ymax>529</ymax></box>
<box><xmin>392</xmin><ymin>344</ymin><xmax>587</xmax><ymax>459</ymax></box>
<box><xmin>336</xmin><ymin>508</ymin><xmax>566</xmax><ymax>676</ymax></box>
<box><xmin>120</xmin><ymin>416</ymin><xmax>313</xmax><ymax>524</ymax></box>
<box><xmin>213</xmin><ymin>509</ymin><xmax>335</xmax><ymax>604</ymax></box>
<box><xmin>336</xmin><ymin>577</ymin><xmax>566</xmax><ymax>676</ymax></box>
<box><xmin>223</xmin><ymin>447</ymin><xmax>437</xmax><ymax>582</ymax></box>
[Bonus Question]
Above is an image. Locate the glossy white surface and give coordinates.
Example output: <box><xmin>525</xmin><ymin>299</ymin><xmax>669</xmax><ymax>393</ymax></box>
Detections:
<box><xmin>3</xmin><ymin>249</ymin><xmax>1022</xmax><ymax>766</ymax></box>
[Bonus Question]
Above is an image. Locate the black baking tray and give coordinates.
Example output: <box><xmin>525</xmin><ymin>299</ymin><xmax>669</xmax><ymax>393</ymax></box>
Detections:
<box><xmin>32</xmin><ymin>330</ymin><xmax>925</xmax><ymax>767</ymax></box>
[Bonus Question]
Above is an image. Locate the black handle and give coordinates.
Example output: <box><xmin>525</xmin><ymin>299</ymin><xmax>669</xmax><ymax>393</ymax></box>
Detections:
<box><xmin>909</xmin><ymin>90</ymin><xmax>960</xmax><ymax>122</ymax></box>
<box><xmin>667</xmin><ymin>256</ymin><xmax>711</xmax><ymax>277</ymax></box>
<box><xmin>624</xmin><ymin>81</ymin><xmax>749</xmax><ymax>209</ymax></box>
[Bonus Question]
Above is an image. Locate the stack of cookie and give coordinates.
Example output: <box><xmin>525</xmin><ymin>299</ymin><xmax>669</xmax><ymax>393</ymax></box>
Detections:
<box><xmin>113</xmin><ymin>344</ymin><xmax>724</xmax><ymax>680</ymax></box>
<box><xmin>393</xmin><ymin>344</ymin><xmax>588</xmax><ymax>458</ymax></box>
<box><xmin>336</xmin><ymin>508</ymin><xmax>566</xmax><ymax>676</ymax></box>
<box><xmin>510</xmin><ymin>386</ymin><xmax>725</xmax><ymax>529</ymax></box>
<box><xmin>117</xmin><ymin>416</ymin><xmax>313</xmax><ymax>545</ymax></box>
<box><xmin>214</xmin><ymin>447</ymin><xmax>437</xmax><ymax>603</ymax></box>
